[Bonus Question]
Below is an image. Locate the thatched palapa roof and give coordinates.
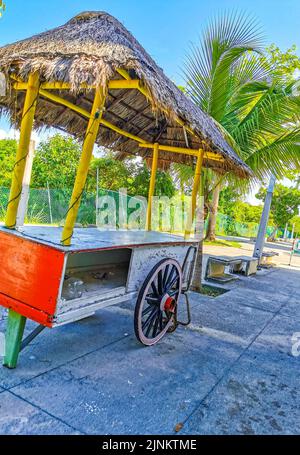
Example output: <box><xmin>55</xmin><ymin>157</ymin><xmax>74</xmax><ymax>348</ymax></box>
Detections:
<box><xmin>0</xmin><ymin>11</ymin><xmax>250</xmax><ymax>177</ymax></box>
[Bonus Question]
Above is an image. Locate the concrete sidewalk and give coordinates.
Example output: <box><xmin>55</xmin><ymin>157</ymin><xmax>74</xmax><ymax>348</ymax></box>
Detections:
<box><xmin>0</xmin><ymin>242</ymin><xmax>299</xmax><ymax>434</ymax></box>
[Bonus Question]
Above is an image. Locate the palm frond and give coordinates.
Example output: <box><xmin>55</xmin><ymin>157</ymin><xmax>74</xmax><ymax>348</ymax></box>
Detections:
<box><xmin>245</xmin><ymin>128</ymin><xmax>300</xmax><ymax>179</ymax></box>
<box><xmin>183</xmin><ymin>10</ymin><xmax>300</xmax><ymax>195</ymax></box>
<box><xmin>183</xmin><ymin>11</ymin><xmax>264</xmax><ymax>121</ymax></box>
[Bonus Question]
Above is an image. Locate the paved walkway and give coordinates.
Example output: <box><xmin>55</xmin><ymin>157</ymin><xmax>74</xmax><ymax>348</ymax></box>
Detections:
<box><xmin>0</xmin><ymin>241</ymin><xmax>299</xmax><ymax>434</ymax></box>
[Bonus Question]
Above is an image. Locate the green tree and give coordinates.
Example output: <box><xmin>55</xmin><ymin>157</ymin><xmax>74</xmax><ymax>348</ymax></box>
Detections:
<box><xmin>256</xmin><ymin>184</ymin><xmax>300</xmax><ymax>239</ymax></box>
<box><xmin>0</xmin><ymin>1</ymin><xmax>5</xmax><ymax>18</ymax></box>
<box><xmin>183</xmin><ymin>17</ymin><xmax>300</xmax><ymax>236</ymax></box>
<box><xmin>87</xmin><ymin>156</ymin><xmax>134</xmax><ymax>192</ymax></box>
<box><xmin>217</xmin><ymin>187</ymin><xmax>270</xmax><ymax>235</ymax></box>
<box><xmin>219</xmin><ymin>187</ymin><xmax>264</xmax><ymax>224</ymax></box>
<box><xmin>131</xmin><ymin>163</ymin><xmax>176</xmax><ymax>199</ymax></box>
<box><xmin>180</xmin><ymin>13</ymin><xmax>300</xmax><ymax>289</ymax></box>
<box><xmin>0</xmin><ymin>139</ymin><xmax>17</xmax><ymax>186</ymax></box>
<box><xmin>290</xmin><ymin>215</ymin><xmax>300</xmax><ymax>237</ymax></box>
<box><xmin>31</xmin><ymin>134</ymin><xmax>82</xmax><ymax>189</ymax></box>
<box><xmin>31</xmin><ymin>134</ymin><xmax>176</xmax><ymax>196</ymax></box>
<box><xmin>284</xmin><ymin>168</ymin><xmax>300</xmax><ymax>188</ymax></box>
<box><xmin>218</xmin><ymin>187</ymin><xmax>240</xmax><ymax>219</ymax></box>
<box><xmin>265</xmin><ymin>44</ymin><xmax>300</xmax><ymax>81</ymax></box>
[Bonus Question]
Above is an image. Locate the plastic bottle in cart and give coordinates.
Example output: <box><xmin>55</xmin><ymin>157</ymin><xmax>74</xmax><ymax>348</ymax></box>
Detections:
<box><xmin>62</xmin><ymin>277</ymin><xmax>84</xmax><ymax>300</ymax></box>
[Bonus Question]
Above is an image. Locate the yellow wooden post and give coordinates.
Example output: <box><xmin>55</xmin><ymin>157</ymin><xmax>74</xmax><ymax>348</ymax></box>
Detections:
<box><xmin>5</xmin><ymin>72</ymin><xmax>40</xmax><ymax>229</ymax></box>
<box><xmin>61</xmin><ymin>88</ymin><xmax>105</xmax><ymax>245</ymax></box>
<box><xmin>184</xmin><ymin>149</ymin><xmax>204</xmax><ymax>238</ymax></box>
<box><xmin>146</xmin><ymin>142</ymin><xmax>159</xmax><ymax>231</ymax></box>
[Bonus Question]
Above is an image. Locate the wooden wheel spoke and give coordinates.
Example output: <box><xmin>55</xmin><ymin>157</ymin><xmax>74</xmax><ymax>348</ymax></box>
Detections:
<box><xmin>157</xmin><ymin>270</ymin><xmax>163</xmax><ymax>295</ymax></box>
<box><xmin>162</xmin><ymin>265</ymin><xmax>170</xmax><ymax>290</ymax></box>
<box><xmin>152</xmin><ymin>311</ymin><xmax>161</xmax><ymax>337</ymax></box>
<box><xmin>144</xmin><ymin>308</ymin><xmax>159</xmax><ymax>337</ymax></box>
<box><xmin>145</xmin><ymin>294</ymin><xmax>159</xmax><ymax>305</ymax></box>
<box><xmin>142</xmin><ymin>305</ymin><xmax>154</xmax><ymax>317</ymax></box>
<box><xmin>142</xmin><ymin>307</ymin><xmax>158</xmax><ymax>332</ymax></box>
<box><xmin>167</xmin><ymin>275</ymin><xmax>179</xmax><ymax>291</ymax></box>
<box><xmin>169</xmin><ymin>288</ymin><xmax>179</xmax><ymax>297</ymax></box>
<box><xmin>151</xmin><ymin>281</ymin><xmax>159</xmax><ymax>297</ymax></box>
<box><xmin>165</xmin><ymin>266</ymin><xmax>176</xmax><ymax>288</ymax></box>
<box><xmin>158</xmin><ymin>312</ymin><xmax>164</xmax><ymax>332</ymax></box>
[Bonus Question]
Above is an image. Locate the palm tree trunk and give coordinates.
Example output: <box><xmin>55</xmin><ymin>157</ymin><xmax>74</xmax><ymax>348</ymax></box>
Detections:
<box><xmin>205</xmin><ymin>182</ymin><xmax>221</xmax><ymax>241</ymax></box>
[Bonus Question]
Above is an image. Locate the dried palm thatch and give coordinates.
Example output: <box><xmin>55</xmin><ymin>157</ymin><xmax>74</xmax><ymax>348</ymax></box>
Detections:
<box><xmin>0</xmin><ymin>11</ymin><xmax>250</xmax><ymax>177</ymax></box>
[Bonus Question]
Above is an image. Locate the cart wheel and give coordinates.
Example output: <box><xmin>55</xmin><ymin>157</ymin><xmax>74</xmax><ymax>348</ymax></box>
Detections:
<box><xmin>134</xmin><ymin>258</ymin><xmax>182</xmax><ymax>346</ymax></box>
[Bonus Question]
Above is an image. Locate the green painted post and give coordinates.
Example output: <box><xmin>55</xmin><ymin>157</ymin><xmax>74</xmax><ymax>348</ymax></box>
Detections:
<box><xmin>3</xmin><ymin>309</ymin><xmax>27</xmax><ymax>369</ymax></box>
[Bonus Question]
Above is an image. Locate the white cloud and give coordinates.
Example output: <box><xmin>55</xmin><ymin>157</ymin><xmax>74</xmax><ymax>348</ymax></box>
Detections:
<box><xmin>245</xmin><ymin>176</ymin><xmax>295</xmax><ymax>206</ymax></box>
<box><xmin>0</xmin><ymin>127</ymin><xmax>111</xmax><ymax>158</ymax></box>
<box><xmin>0</xmin><ymin>127</ymin><xmax>42</xmax><ymax>143</ymax></box>
<box><xmin>0</xmin><ymin>127</ymin><xmax>67</xmax><ymax>145</ymax></box>
<box><xmin>0</xmin><ymin>128</ymin><xmax>17</xmax><ymax>140</ymax></box>
<box><xmin>245</xmin><ymin>183</ymin><xmax>261</xmax><ymax>206</ymax></box>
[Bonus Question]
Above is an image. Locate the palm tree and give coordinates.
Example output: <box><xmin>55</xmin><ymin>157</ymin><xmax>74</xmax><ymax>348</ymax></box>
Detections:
<box><xmin>0</xmin><ymin>1</ymin><xmax>6</xmax><ymax>18</ymax></box>
<box><xmin>179</xmin><ymin>12</ymin><xmax>300</xmax><ymax>289</ymax></box>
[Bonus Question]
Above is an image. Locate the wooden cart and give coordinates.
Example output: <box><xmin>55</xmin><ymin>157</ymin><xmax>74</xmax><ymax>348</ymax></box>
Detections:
<box><xmin>0</xmin><ymin>11</ymin><xmax>250</xmax><ymax>367</ymax></box>
<box><xmin>0</xmin><ymin>226</ymin><xmax>197</xmax><ymax>366</ymax></box>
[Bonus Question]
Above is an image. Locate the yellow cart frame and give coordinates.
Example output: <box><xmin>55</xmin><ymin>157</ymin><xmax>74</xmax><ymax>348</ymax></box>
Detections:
<box><xmin>6</xmin><ymin>69</ymin><xmax>223</xmax><ymax>245</ymax></box>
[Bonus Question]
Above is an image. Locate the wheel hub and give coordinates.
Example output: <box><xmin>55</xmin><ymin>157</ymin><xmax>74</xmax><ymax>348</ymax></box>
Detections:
<box><xmin>160</xmin><ymin>294</ymin><xmax>175</xmax><ymax>313</ymax></box>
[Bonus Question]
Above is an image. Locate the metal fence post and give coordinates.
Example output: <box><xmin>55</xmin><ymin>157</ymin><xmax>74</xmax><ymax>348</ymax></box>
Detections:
<box><xmin>253</xmin><ymin>174</ymin><xmax>276</xmax><ymax>260</ymax></box>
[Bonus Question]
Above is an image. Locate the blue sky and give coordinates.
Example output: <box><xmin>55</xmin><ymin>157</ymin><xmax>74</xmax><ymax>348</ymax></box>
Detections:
<box><xmin>1</xmin><ymin>0</ymin><xmax>300</xmax><ymax>132</ymax></box>
<box><xmin>0</xmin><ymin>0</ymin><xmax>299</xmax><ymax>201</ymax></box>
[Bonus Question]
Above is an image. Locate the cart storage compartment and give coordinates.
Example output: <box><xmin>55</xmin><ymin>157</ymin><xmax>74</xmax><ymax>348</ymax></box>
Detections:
<box><xmin>55</xmin><ymin>248</ymin><xmax>132</xmax><ymax>321</ymax></box>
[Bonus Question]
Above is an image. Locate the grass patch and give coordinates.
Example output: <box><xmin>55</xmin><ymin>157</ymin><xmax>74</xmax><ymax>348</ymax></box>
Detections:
<box><xmin>204</xmin><ymin>239</ymin><xmax>242</xmax><ymax>248</ymax></box>
<box><xmin>200</xmin><ymin>284</ymin><xmax>228</xmax><ymax>297</ymax></box>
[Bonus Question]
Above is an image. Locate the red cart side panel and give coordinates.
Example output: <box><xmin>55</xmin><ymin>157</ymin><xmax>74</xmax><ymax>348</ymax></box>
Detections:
<box><xmin>0</xmin><ymin>293</ymin><xmax>53</xmax><ymax>327</ymax></box>
<box><xmin>0</xmin><ymin>230</ymin><xmax>65</xmax><ymax>325</ymax></box>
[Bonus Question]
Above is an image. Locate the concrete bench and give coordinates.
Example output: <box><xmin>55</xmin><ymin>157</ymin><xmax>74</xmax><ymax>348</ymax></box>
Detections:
<box><xmin>260</xmin><ymin>251</ymin><xmax>279</xmax><ymax>268</ymax></box>
<box><xmin>205</xmin><ymin>256</ymin><xmax>242</xmax><ymax>283</ymax></box>
<box><xmin>230</xmin><ymin>256</ymin><xmax>258</xmax><ymax>276</ymax></box>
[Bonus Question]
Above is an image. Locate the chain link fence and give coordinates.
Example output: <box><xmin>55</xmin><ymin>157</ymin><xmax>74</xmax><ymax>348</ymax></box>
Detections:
<box><xmin>0</xmin><ymin>186</ymin><xmax>143</xmax><ymax>227</ymax></box>
<box><xmin>213</xmin><ymin>212</ymin><xmax>275</xmax><ymax>239</ymax></box>
<box><xmin>0</xmin><ymin>187</ymin><xmax>193</xmax><ymax>233</ymax></box>
<box><xmin>1</xmin><ymin>186</ymin><xmax>277</xmax><ymax>238</ymax></box>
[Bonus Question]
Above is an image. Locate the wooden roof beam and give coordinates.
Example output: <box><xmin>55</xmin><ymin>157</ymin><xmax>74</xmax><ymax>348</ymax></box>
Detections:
<box><xmin>116</xmin><ymin>69</ymin><xmax>199</xmax><ymax>140</ymax></box>
<box><xmin>13</xmin><ymin>79</ymin><xmax>141</xmax><ymax>91</ymax></box>
<box><xmin>138</xmin><ymin>143</ymin><xmax>224</xmax><ymax>162</ymax></box>
<box><xmin>38</xmin><ymin>88</ymin><xmax>147</xmax><ymax>145</ymax></box>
